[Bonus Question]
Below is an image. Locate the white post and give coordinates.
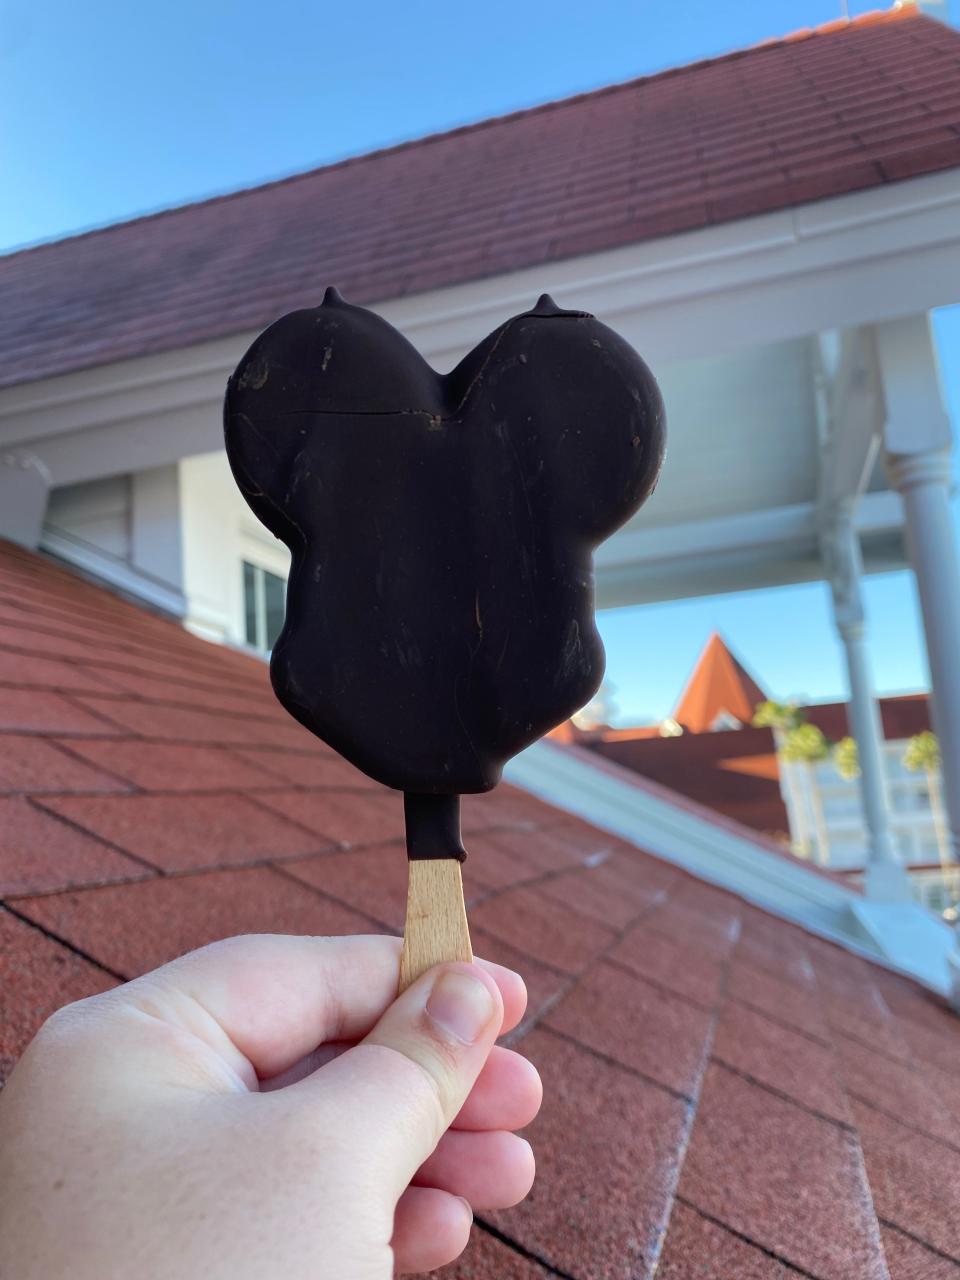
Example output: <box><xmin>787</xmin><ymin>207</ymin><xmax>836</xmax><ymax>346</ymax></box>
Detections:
<box><xmin>875</xmin><ymin>314</ymin><xmax>960</xmax><ymax>867</ymax></box>
<box><xmin>0</xmin><ymin>452</ymin><xmax>50</xmax><ymax>548</ymax></box>
<box><xmin>886</xmin><ymin>448</ymin><xmax>960</xmax><ymax>863</ymax></box>
<box><xmin>823</xmin><ymin>505</ymin><xmax>910</xmax><ymax>900</ymax></box>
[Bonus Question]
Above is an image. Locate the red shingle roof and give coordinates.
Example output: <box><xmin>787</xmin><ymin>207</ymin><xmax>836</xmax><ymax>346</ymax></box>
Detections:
<box><xmin>809</xmin><ymin>691</ymin><xmax>932</xmax><ymax>742</ymax></box>
<box><xmin>3</xmin><ymin>7</ymin><xmax>960</xmax><ymax>391</ymax></box>
<box><xmin>588</xmin><ymin>722</ymin><xmax>791</xmax><ymax>836</ymax></box>
<box><xmin>2</xmin><ymin>539</ymin><xmax>960</xmax><ymax>1277</ymax></box>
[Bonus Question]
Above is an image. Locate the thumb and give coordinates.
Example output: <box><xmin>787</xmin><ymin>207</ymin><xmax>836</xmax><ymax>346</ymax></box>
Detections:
<box><xmin>296</xmin><ymin>962</ymin><xmax>503</xmax><ymax>1193</ymax></box>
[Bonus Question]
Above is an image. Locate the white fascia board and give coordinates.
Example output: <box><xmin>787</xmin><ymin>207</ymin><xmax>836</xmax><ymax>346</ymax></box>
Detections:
<box><xmin>383</xmin><ymin>169</ymin><xmax>960</xmax><ymax>365</ymax></box>
<box><xmin>596</xmin><ymin>548</ymin><xmax>905</xmax><ymax>608</ymax></box>
<box><xmin>0</xmin><ymin>340</ymin><xmax>241</xmax><ymax>450</ymax></box>
<box><xmin>597</xmin><ymin>490</ymin><xmax>903</xmax><ymax>572</ymax></box>
<box><xmin>29</xmin><ymin>402</ymin><xmax>225</xmax><ymax>487</ymax></box>
<box><xmin>848</xmin><ymin>900</ymin><xmax>954</xmax><ymax>995</ymax></box>
<box><xmin>2</xmin><ymin>169</ymin><xmax>960</xmax><ymax>480</ymax></box>
<box><xmin>506</xmin><ymin>739</ymin><xmax>858</xmax><ymax>911</ymax></box>
<box><xmin>505</xmin><ymin>738</ymin><xmax>955</xmax><ymax>996</ymax></box>
<box><xmin>595</xmin><ymin>527</ymin><xmax>904</xmax><ymax>607</ymax></box>
<box><xmin>39</xmin><ymin>528</ymin><xmax>187</xmax><ymax>617</ymax></box>
<box><xmin>558</xmin><ymin>490</ymin><xmax>904</xmax><ymax>603</ymax></box>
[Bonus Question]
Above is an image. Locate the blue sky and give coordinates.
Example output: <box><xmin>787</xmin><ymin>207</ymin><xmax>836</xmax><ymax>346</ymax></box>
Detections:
<box><xmin>2</xmin><ymin>0</ymin><xmax>958</xmax><ymax>721</ymax></box>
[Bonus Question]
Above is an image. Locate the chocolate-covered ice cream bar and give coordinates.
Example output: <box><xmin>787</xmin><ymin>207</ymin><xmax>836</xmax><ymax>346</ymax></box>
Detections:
<box><xmin>224</xmin><ymin>289</ymin><xmax>665</xmax><ymax>985</ymax></box>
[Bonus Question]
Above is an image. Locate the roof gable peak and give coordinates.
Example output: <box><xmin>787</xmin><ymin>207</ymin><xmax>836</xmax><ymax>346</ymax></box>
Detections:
<box><xmin>674</xmin><ymin>632</ymin><xmax>768</xmax><ymax>733</ymax></box>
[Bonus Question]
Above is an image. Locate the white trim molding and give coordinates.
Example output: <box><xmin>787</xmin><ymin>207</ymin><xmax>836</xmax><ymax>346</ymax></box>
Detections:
<box><xmin>39</xmin><ymin>526</ymin><xmax>186</xmax><ymax>617</ymax></box>
<box><xmin>0</xmin><ymin>451</ymin><xmax>51</xmax><ymax>547</ymax></box>
<box><xmin>505</xmin><ymin>738</ymin><xmax>956</xmax><ymax>998</ymax></box>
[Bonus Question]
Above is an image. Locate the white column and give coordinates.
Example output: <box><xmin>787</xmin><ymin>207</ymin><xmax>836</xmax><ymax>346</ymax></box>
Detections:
<box><xmin>875</xmin><ymin>314</ymin><xmax>960</xmax><ymax>866</ymax></box>
<box><xmin>823</xmin><ymin>505</ymin><xmax>910</xmax><ymax>900</ymax></box>
<box><xmin>0</xmin><ymin>452</ymin><xmax>50</xmax><ymax>548</ymax></box>
<box><xmin>886</xmin><ymin>449</ymin><xmax>960</xmax><ymax>863</ymax></box>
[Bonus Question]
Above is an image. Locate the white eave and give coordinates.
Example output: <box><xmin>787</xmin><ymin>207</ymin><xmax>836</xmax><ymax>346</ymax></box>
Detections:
<box><xmin>1</xmin><ymin>166</ymin><xmax>958</xmax><ymax>607</ymax></box>
<box><xmin>3</xmin><ymin>168</ymin><xmax>959</xmax><ymax>480</ymax></box>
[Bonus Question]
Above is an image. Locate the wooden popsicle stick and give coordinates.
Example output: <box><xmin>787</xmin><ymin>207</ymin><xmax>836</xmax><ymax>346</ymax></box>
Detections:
<box><xmin>398</xmin><ymin>859</ymin><xmax>473</xmax><ymax>992</ymax></box>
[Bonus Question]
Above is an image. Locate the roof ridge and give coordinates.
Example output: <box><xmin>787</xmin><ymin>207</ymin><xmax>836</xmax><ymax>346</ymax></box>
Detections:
<box><xmin>0</xmin><ymin>3</ymin><xmax>923</xmax><ymax>263</ymax></box>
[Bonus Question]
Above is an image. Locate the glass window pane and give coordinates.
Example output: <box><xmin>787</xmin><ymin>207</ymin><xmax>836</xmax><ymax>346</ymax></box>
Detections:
<box><xmin>243</xmin><ymin>561</ymin><xmax>258</xmax><ymax>647</ymax></box>
<box><xmin>264</xmin><ymin>570</ymin><xmax>286</xmax><ymax>651</ymax></box>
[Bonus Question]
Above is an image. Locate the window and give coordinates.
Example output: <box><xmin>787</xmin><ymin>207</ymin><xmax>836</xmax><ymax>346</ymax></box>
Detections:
<box><xmin>709</xmin><ymin>710</ymin><xmax>742</xmax><ymax>732</ymax></box>
<box><xmin>820</xmin><ymin>790</ymin><xmax>861</xmax><ymax>821</ymax></box>
<box><xmin>243</xmin><ymin>560</ymin><xmax>286</xmax><ymax>652</ymax></box>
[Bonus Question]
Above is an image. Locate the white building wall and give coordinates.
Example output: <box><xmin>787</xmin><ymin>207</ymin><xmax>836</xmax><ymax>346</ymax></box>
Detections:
<box><xmin>39</xmin><ymin>451</ymin><xmax>288</xmax><ymax>645</ymax></box>
<box><xmin>782</xmin><ymin>740</ymin><xmax>946</xmax><ymax>870</ymax></box>
<box><xmin>179</xmin><ymin>451</ymin><xmax>290</xmax><ymax>645</ymax></box>
<box><xmin>130</xmin><ymin>467</ymin><xmax>183</xmax><ymax>588</ymax></box>
<box><xmin>45</xmin><ymin>474</ymin><xmax>132</xmax><ymax>559</ymax></box>
<box><xmin>41</xmin><ymin>465</ymin><xmax>186</xmax><ymax>614</ymax></box>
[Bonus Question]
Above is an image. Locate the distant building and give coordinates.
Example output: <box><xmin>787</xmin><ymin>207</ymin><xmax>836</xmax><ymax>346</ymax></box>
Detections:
<box><xmin>569</xmin><ymin>632</ymin><xmax>952</xmax><ymax>908</ymax></box>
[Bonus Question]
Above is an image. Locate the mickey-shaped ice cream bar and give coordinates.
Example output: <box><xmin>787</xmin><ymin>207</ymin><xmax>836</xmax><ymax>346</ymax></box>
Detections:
<box><xmin>224</xmin><ymin>288</ymin><xmax>665</xmax><ymax>987</ymax></box>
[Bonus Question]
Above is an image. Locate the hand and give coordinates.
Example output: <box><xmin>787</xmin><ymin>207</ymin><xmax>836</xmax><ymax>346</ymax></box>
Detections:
<box><xmin>0</xmin><ymin>934</ymin><xmax>541</xmax><ymax>1278</ymax></box>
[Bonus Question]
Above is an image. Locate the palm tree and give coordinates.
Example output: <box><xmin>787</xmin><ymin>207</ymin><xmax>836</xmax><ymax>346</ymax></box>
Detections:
<box><xmin>833</xmin><ymin>735</ymin><xmax>860</xmax><ymax>781</ymax></box>
<box><xmin>903</xmin><ymin>732</ymin><xmax>951</xmax><ymax>883</ymax></box>
<box><xmin>781</xmin><ymin>722</ymin><xmax>832</xmax><ymax>863</ymax></box>
<box><xmin>752</xmin><ymin>700</ymin><xmax>803</xmax><ymax>733</ymax></box>
<box><xmin>753</xmin><ymin>701</ymin><xmax>827</xmax><ymax>861</ymax></box>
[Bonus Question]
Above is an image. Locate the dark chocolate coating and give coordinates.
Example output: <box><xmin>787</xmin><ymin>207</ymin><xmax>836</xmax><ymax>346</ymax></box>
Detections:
<box><xmin>404</xmin><ymin>793</ymin><xmax>466</xmax><ymax>862</ymax></box>
<box><xmin>224</xmin><ymin>290</ymin><xmax>665</xmax><ymax>795</ymax></box>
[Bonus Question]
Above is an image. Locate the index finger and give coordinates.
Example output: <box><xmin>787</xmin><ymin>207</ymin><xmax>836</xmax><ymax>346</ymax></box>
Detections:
<box><xmin>111</xmin><ymin>933</ymin><xmax>527</xmax><ymax>1081</ymax></box>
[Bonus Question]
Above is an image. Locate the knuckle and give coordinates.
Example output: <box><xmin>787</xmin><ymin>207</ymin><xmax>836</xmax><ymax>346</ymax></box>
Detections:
<box><xmin>30</xmin><ymin>989</ymin><xmax>117</xmax><ymax>1060</ymax></box>
<box><xmin>40</xmin><ymin>990</ymin><xmax>109</xmax><ymax>1037</ymax></box>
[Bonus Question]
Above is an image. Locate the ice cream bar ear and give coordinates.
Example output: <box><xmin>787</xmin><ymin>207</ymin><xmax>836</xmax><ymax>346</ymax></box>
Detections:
<box><xmin>224</xmin><ymin>289</ymin><xmax>665</xmax><ymax>986</ymax></box>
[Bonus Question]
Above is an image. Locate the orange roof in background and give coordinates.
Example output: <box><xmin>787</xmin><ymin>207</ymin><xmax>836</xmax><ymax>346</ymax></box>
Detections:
<box><xmin>586</xmin><ymin>724</ymin><xmax>792</xmax><ymax>838</ymax></box>
<box><xmin>674</xmin><ymin>631</ymin><xmax>768</xmax><ymax>733</ymax></box>
<box><xmin>2</xmin><ymin>539</ymin><xmax>960</xmax><ymax>1278</ymax></box>
<box><xmin>2</xmin><ymin>8</ymin><xmax>960</xmax><ymax>390</ymax></box>
<box><xmin>719</xmin><ymin>752</ymin><xmax>783</xmax><ymax>781</ymax></box>
<box><xmin>808</xmin><ymin>692</ymin><xmax>931</xmax><ymax>742</ymax></box>
<box><xmin>577</xmin><ymin>654</ymin><xmax>931</xmax><ymax>840</ymax></box>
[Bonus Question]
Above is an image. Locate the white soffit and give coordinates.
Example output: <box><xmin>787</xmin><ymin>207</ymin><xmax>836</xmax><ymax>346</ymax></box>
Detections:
<box><xmin>634</xmin><ymin>338</ymin><xmax>820</xmax><ymax>528</ymax></box>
